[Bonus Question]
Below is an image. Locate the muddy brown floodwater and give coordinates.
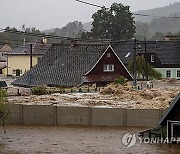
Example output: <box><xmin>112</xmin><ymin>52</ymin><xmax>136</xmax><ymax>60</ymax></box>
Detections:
<box><xmin>0</xmin><ymin>125</ymin><xmax>179</xmax><ymax>154</ymax></box>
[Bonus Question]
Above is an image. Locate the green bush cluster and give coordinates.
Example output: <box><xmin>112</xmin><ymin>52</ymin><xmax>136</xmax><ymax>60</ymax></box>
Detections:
<box><xmin>115</xmin><ymin>76</ymin><xmax>127</xmax><ymax>85</ymax></box>
<box><xmin>0</xmin><ymin>88</ymin><xmax>10</xmax><ymax>133</ymax></box>
<box><xmin>32</xmin><ymin>86</ymin><xmax>47</xmax><ymax>95</ymax></box>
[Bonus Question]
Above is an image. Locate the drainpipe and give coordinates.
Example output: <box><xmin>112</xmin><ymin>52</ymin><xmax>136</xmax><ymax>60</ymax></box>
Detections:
<box><xmin>133</xmin><ymin>38</ymin><xmax>137</xmax><ymax>87</ymax></box>
<box><xmin>6</xmin><ymin>55</ymin><xmax>8</xmax><ymax>76</ymax></box>
<box><xmin>30</xmin><ymin>44</ymin><xmax>33</xmax><ymax>69</ymax></box>
<box><xmin>29</xmin><ymin>44</ymin><xmax>33</xmax><ymax>91</ymax></box>
<box><xmin>144</xmin><ymin>38</ymin><xmax>148</xmax><ymax>81</ymax></box>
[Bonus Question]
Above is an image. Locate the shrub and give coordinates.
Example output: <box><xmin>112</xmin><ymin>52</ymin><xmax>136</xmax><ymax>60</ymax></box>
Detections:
<box><xmin>115</xmin><ymin>76</ymin><xmax>127</xmax><ymax>85</ymax></box>
<box><xmin>94</xmin><ymin>87</ymin><xmax>98</xmax><ymax>92</ymax></box>
<box><xmin>32</xmin><ymin>86</ymin><xmax>47</xmax><ymax>95</ymax></box>
<box><xmin>59</xmin><ymin>85</ymin><xmax>63</xmax><ymax>93</ymax></box>
<box><xmin>0</xmin><ymin>88</ymin><xmax>10</xmax><ymax>133</ymax></box>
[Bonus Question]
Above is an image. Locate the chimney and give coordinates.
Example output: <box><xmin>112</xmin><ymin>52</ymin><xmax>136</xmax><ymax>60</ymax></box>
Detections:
<box><xmin>42</xmin><ymin>37</ymin><xmax>48</xmax><ymax>44</ymax></box>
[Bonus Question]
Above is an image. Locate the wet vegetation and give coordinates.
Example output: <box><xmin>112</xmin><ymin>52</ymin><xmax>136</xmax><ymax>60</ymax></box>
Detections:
<box><xmin>0</xmin><ymin>89</ymin><xmax>10</xmax><ymax>133</ymax></box>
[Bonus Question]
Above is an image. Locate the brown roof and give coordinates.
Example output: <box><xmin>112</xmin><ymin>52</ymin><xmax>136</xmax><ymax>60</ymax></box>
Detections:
<box><xmin>0</xmin><ymin>44</ymin><xmax>12</xmax><ymax>52</ymax></box>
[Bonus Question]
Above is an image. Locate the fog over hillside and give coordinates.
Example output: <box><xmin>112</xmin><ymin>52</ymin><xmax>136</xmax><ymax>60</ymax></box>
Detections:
<box><xmin>134</xmin><ymin>2</ymin><xmax>180</xmax><ymax>23</ymax></box>
<box><xmin>44</xmin><ymin>2</ymin><xmax>180</xmax><ymax>38</ymax></box>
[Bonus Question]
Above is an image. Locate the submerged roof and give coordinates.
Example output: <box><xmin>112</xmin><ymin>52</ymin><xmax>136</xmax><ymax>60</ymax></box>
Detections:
<box><xmin>12</xmin><ymin>44</ymin><xmax>109</xmax><ymax>87</ymax></box>
<box><xmin>159</xmin><ymin>93</ymin><xmax>180</xmax><ymax>126</ymax></box>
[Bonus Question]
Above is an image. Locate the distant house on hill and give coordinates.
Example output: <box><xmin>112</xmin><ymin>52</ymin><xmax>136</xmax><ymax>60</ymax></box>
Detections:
<box><xmin>165</xmin><ymin>35</ymin><xmax>180</xmax><ymax>42</ymax></box>
<box><xmin>114</xmin><ymin>41</ymin><xmax>180</xmax><ymax>79</ymax></box>
<box><xmin>6</xmin><ymin>38</ymin><xmax>51</xmax><ymax>76</ymax></box>
<box><xmin>0</xmin><ymin>44</ymin><xmax>12</xmax><ymax>74</ymax></box>
<box><xmin>12</xmin><ymin>43</ymin><xmax>133</xmax><ymax>87</ymax></box>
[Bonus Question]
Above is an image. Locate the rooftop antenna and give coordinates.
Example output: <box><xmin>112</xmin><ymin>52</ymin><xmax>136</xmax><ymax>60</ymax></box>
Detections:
<box><xmin>24</xmin><ymin>38</ymin><xmax>26</xmax><ymax>47</ymax></box>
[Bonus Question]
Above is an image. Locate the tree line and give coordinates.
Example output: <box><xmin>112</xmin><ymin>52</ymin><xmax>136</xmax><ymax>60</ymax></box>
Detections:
<box><xmin>0</xmin><ymin>24</ymin><xmax>44</xmax><ymax>47</ymax></box>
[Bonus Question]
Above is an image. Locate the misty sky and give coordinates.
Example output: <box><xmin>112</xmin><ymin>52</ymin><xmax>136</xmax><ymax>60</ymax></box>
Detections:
<box><xmin>0</xmin><ymin>0</ymin><xmax>179</xmax><ymax>30</ymax></box>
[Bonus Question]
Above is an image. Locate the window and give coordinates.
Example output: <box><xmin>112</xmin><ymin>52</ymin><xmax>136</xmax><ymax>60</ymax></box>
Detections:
<box><xmin>125</xmin><ymin>52</ymin><xmax>131</xmax><ymax>58</ymax></box>
<box><xmin>177</xmin><ymin>70</ymin><xmax>180</xmax><ymax>78</ymax></box>
<box><xmin>166</xmin><ymin>70</ymin><xmax>171</xmax><ymax>78</ymax></box>
<box><xmin>12</xmin><ymin>69</ymin><xmax>23</xmax><ymax>75</ymax></box>
<box><xmin>103</xmin><ymin>64</ymin><xmax>114</xmax><ymax>72</ymax></box>
<box><xmin>12</xmin><ymin>69</ymin><xmax>16</xmax><ymax>74</ymax></box>
<box><xmin>151</xmin><ymin>55</ymin><xmax>154</xmax><ymax>62</ymax></box>
<box><xmin>107</xmin><ymin>53</ymin><xmax>111</xmax><ymax>57</ymax></box>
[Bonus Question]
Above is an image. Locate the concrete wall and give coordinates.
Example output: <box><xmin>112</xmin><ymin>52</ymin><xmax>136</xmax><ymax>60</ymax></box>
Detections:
<box><xmin>22</xmin><ymin>105</ymin><xmax>55</xmax><ymax>124</ymax></box>
<box><xmin>7</xmin><ymin>104</ymin><xmax>167</xmax><ymax>127</ymax></box>
<box><xmin>57</xmin><ymin>106</ymin><xmax>91</xmax><ymax>125</ymax></box>
<box><xmin>126</xmin><ymin>109</ymin><xmax>160</xmax><ymax>127</ymax></box>
<box><xmin>7</xmin><ymin>104</ymin><xmax>22</xmax><ymax>124</ymax></box>
<box><xmin>91</xmin><ymin>108</ymin><xmax>125</xmax><ymax>126</ymax></box>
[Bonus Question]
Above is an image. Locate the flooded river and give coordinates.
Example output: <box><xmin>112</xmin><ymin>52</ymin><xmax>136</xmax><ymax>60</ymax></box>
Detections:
<box><xmin>0</xmin><ymin>125</ymin><xmax>179</xmax><ymax>154</ymax></box>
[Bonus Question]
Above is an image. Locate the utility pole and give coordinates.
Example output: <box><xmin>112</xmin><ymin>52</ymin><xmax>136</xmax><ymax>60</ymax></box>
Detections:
<box><xmin>144</xmin><ymin>38</ymin><xmax>148</xmax><ymax>81</ymax></box>
<box><xmin>30</xmin><ymin>44</ymin><xmax>33</xmax><ymax>69</ymax></box>
<box><xmin>29</xmin><ymin>44</ymin><xmax>33</xmax><ymax>91</ymax></box>
<box><xmin>133</xmin><ymin>38</ymin><xmax>137</xmax><ymax>87</ymax></box>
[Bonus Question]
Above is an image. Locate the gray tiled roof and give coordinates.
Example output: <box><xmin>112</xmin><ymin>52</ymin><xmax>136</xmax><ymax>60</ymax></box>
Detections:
<box><xmin>8</xmin><ymin>38</ymin><xmax>52</xmax><ymax>55</ymax></box>
<box><xmin>12</xmin><ymin>40</ymin><xmax>180</xmax><ymax>87</ymax></box>
<box><xmin>113</xmin><ymin>41</ymin><xmax>180</xmax><ymax>65</ymax></box>
<box><xmin>12</xmin><ymin>44</ymin><xmax>108</xmax><ymax>87</ymax></box>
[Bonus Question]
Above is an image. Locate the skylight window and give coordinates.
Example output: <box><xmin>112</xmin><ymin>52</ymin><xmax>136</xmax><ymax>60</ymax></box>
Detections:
<box><xmin>125</xmin><ymin>52</ymin><xmax>131</xmax><ymax>58</ymax></box>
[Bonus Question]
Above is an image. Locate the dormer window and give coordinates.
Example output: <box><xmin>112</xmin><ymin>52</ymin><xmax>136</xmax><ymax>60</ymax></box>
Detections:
<box><xmin>151</xmin><ymin>55</ymin><xmax>154</xmax><ymax>62</ymax></box>
<box><xmin>103</xmin><ymin>64</ymin><xmax>114</xmax><ymax>72</ymax></box>
<box><xmin>107</xmin><ymin>53</ymin><xmax>111</xmax><ymax>57</ymax></box>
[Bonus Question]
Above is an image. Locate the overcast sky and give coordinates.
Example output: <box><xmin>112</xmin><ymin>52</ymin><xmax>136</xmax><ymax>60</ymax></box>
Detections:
<box><xmin>0</xmin><ymin>0</ymin><xmax>179</xmax><ymax>30</ymax></box>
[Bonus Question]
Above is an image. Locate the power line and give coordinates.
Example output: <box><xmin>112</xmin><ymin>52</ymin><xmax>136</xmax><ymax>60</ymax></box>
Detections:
<box><xmin>133</xmin><ymin>13</ymin><xmax>180</xmax><ymax>19</ymax></box>
<box><xmin>75</xmin><ymin>0</ymin><xmax>180</xmax><ymax>19</ymax></box>
<box><xmin>75</xmin><ymin>0</ymin><xmax>103</xmax><ymax>9</ymax></box>
<box><xmin>0</xmin><ymin>28</ymin><xmax>73</xmax><ymax>40</ymax></box>
<box><xmin>1</xmin><ymin>27</ymin><xmax>180</xmax><ymax>53</ymax></box>
<box><xmin>0</xmin><ymin>41</ymin><xmax>180</xmax><ymax>56</ymax></box>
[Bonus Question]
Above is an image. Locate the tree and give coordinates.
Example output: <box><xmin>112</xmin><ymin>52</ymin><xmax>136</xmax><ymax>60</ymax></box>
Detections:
<box><xmin>150</xmin><ymin>32</ymin><xmax>165</xmax><ymax>41</ymax></box>
<box><xmin>128</xmin><ymin>56</ymin><xmax>162</xmax><ymax>80</ymax></box>
<box><xmin>53</xmin><ymin>21</ymin><xmax>84</xmax><ymax>38</ymax></box>
<box><xmin>3</xmin><ymin>25</ymin><xmax>44</xmax><ymax>46</ymax></box>
<box><xmin>0</xmin><ymin>89</ymin><xmax>9</xmax><ymax>133</ymax></box>
<box><xmin>89</xmin><ymin>3</ymin><xmax>136</xmax><ymax>40</ymax></box>
<box><xmin>135</xmin><ymin>21</ymin><xmax>150</xmax><ymax>40</ymax></box>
